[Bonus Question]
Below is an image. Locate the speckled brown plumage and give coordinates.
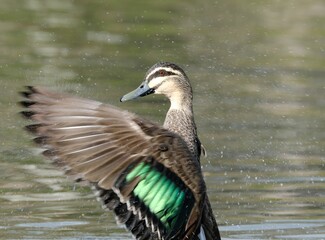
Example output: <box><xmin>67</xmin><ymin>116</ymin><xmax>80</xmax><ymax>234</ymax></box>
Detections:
<box><xmin>20</xmin><ymin>62</ymin><xmax>221</xmax><ymax>240</ymax></box>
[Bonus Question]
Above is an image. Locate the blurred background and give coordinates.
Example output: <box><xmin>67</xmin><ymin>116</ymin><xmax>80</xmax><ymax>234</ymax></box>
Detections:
<box><xmin>0</xmin><ymin>0</ymin><xmax>324</xmax><ymax>239</ymax></box>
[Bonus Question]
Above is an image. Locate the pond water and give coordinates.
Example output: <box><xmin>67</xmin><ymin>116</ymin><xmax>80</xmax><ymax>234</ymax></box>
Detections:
<box><xmin>0</xmin><ymin>0</ymin><xmax>324</xmax><ymax>239</ymax></box>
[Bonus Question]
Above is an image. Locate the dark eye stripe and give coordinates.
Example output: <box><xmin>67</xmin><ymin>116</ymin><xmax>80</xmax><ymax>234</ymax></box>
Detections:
<box><xmin>147</xmin><ymin>70</ymin><xmax>176</xmax><ymax>82</ymax></box>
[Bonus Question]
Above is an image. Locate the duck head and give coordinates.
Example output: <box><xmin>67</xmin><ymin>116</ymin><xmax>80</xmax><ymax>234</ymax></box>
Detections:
<box><xmin>120</xmin><ymin>62</ymin><xmax>192</xmax><ymax>106</ymax></box>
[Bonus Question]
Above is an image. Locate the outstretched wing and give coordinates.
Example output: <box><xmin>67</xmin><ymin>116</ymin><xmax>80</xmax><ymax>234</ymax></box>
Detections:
<box><xmin>20</xmin><ymin>86</ymin><xmax>206</xmax><ymax>240</ymax></box>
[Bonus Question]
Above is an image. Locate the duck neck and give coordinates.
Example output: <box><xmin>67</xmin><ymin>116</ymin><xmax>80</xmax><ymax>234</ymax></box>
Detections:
<box><xmin>164</xmin><ymin>93</ymin><xmax>199</xmax><ymax>159</ymax></box>
<box><xmin>169</xmin><ymin>92</ymin><xmax>193</xmax><ymax>113</ymax></box>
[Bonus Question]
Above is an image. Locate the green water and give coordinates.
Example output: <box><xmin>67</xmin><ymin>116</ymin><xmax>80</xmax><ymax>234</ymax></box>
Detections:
<box><xmin>0</xmin><ymin>0</ymin><xmax>324</xmax><ymax>239</ymax></box>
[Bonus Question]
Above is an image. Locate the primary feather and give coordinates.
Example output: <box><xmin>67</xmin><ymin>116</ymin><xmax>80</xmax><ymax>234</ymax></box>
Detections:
<box><xmin>20</xmin><ymin>86</ymin><xmax>206</xmax><ymax>239</ymax></box>
<box><xmin>20</xmin><ymin>60</ymin><xmax>221</xmax><ymax>240</ymax></box>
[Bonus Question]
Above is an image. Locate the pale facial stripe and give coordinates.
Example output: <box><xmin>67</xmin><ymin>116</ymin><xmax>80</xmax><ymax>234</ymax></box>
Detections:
<box><xmin>145</xmin><ymin>67</ymin><xmax>182</xmax><ymax>81</ymax></box>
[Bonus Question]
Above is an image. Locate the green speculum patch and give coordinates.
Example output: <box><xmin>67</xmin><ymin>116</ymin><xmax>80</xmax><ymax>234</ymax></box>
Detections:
<box><xmin>126</xmin><ymin>162</ymin><xmax>193</xmax><ymax>233</ymax></box>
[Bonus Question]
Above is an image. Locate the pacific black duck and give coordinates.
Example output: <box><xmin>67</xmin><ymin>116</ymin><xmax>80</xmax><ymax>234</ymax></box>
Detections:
<box><xmin>20</xmin><ymin>62</ymin><xmax>221</xmax><ymax>240</ymax></box>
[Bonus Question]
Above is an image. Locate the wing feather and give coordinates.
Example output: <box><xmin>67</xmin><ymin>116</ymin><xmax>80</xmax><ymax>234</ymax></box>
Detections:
<box><xmin>20</xmin><ymin>86</ymin><xmax>206</xmax><ymax>239</ymax></box>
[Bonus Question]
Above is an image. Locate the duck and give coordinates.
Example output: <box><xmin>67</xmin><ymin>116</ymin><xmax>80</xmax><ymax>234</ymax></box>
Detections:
<box><xmin>20</xmin><ymin>62</ymin><xmax>221</xmax><ymax>240</ymax></box>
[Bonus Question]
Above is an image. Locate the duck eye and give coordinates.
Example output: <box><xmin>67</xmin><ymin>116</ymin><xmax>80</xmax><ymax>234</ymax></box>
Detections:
<box><xmin>159</xmin><ymin>70</ymin><xmax>166</xmax><ymax>76</ymax></box>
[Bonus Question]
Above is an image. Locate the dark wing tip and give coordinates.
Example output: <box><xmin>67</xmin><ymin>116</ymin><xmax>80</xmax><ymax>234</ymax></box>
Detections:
<box><xmin>19</xmin><ymin>91</ymin><xmax>32</xmax><ymax>98</ymax></box>
<box><xmin>20</xmin><ymin>110</ymin><xmax>35</xmax><ymax>119</ymax></box>
<box><xmin>33</xmin><ymin>136</ymin><xmax>49</xmax><ymax>145</ymax></box>
<box><xmin>42</xmin><ymin>149</ymin><xmax>57</xmax><ymax>158</ymax></box>
<box><xmin>19</xmin><ymin>86</ymin><xmax>38</xmax><ymax>109</ymax></box>
<box><xmin>25</xmin><ymin>123</ymin><xmax>43</xmax><ymax>134</ymax></box>
<box><xmin>19</xmin><ymin>100</ymin><xmax>36</xmax><ymax>108</ymax></box>
<box><xmin>20</xmin><ymin>86</ymin><xmax>37</xmax><ymax>98</ymax></box>
<box><xmin>25</xmin><ymin>86</ymin><xmax>37</xmax><ymax>92</ymax></box>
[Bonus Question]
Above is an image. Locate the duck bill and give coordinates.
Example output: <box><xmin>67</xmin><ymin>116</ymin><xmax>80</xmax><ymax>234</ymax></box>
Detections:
<box><xmin>120</xmin><ymin>81</ymin><xmax>155</xmax><ymax>102</ymax></box>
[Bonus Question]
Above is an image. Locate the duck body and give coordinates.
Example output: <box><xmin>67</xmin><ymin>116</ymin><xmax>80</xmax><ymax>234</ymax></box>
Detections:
<box><xmin>21</xmin><ymin>62</ymin><xmax>221</xmax><ymax>240</ymax></box>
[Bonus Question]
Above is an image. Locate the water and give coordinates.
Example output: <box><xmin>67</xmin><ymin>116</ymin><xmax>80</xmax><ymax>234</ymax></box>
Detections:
<box><xmin>0</xmin><ymin>1</ymin><xmax>324</xmax><ymax>239</ymax></box>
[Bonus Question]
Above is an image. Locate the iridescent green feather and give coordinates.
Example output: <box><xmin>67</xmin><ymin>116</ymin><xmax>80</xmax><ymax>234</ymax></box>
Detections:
<box><xmin>125</xmin><ymin>162</ymin><xmax>190</xmax><ymax>232</ymax></box>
